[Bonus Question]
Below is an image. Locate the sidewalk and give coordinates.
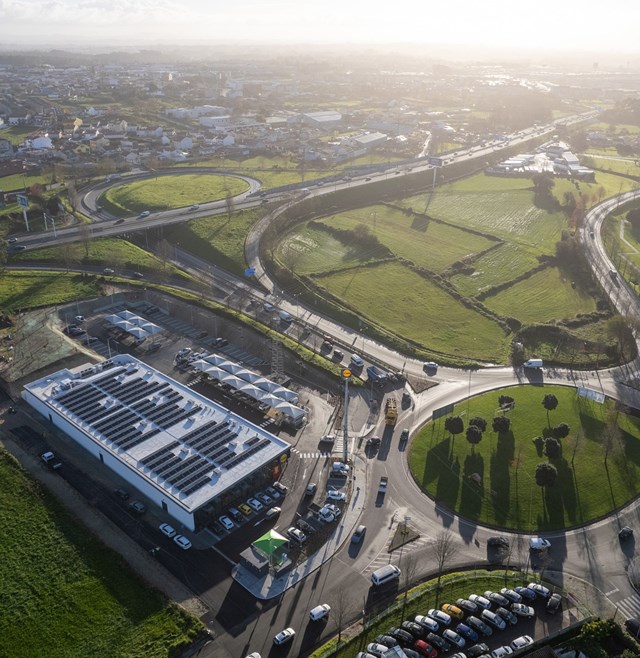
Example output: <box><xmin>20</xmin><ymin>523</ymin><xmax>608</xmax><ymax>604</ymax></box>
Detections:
<box><xmin>231</xmin><ymin>453</ymin><xmax>367</xmax><ymax>599</ymax></box>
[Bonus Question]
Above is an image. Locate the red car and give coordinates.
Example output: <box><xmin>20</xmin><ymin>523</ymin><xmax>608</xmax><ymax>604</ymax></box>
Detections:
<box><xmin>414</xmin><ymin>640</ymin><xmax>438</xmax><ymax>658</ymax></box>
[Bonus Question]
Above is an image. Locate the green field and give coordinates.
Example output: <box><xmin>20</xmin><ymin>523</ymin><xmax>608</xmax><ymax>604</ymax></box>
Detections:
<box><xmin>584</xmin><ymin>156</ymin><xmax>640</xmax><ymax>178</ymax></box>
<box><xmin>450</xmin><ymin>243</ymin><xmax>540</xmax><ymax>297</ymax></box>
<box><xmin>409</xmin><ymin>385</ymin><xmax>640</xmax><ymax>531</ymax></box>
<box><xmin>317</xmin><ymin>205</ymin><xmax>497</xmax><ymax>273</ymax></box>
<box><xmin>0</xmin><ymin>450</ymin><xmax>204</xmax><ymax>657</ymax></box>
<box><xmin>12</xmin><ymin>237</ymin><xmax>186</xmax><ymax>278</ymax></box>
<box><xmin>485</xmin><ymin>267</ymin><xmax>597</xmax><ymax>324</ymax></box>
<box><xmin>101</xmin><ymin>174</ymin><xmax>249</xmax><ymax>216</ymax></box>
<box><xmin>0</xmin><ymin>271</ymin><xmax>103</xmax><ymax>313</ymax></box>
<box><xmin>316</xmin><ymin>261</ymin><xmax>507</xmax><ymax>361</ymax></box>
<box><xmin>166</xmin><ymin>207</ymin><xmax>262</xmax><ymax>276</ymax></box>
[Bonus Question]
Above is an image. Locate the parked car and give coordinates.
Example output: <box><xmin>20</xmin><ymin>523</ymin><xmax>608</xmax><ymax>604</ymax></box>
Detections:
<box><xmin>500</xmin><ymin>588</ymin><xmax>522</xmax><ymax>603</ymax></box>
<box><xmin>546</xmin><ymin>593</ymin><xmax>562</xmax><ymax>614</ymax></box>
<box><xmin>173</xmin><ymin>534</ymin><xmax>192</xmax><ymax>550</ymax></box>
<box><xmin>373</xmin><ymin>635</ymin><xmax>398</xmax><ymax>648</ymax></box>
<box><xmin>443</xmin><ymin>629</ymin><xmax>466</xmax><ymax>648</ymax></box>
<box><xmin>527</xmin><ymin>582</ymin><xmax>551</xmax><ymax>599</ymax></box>
<box><xmin>467</xmin><ymin>643</ymin><xmax>491</xmax><ymax>657</ymax></box>
<box><xmin>277</xmin><ymin>310</ymin><xmax>293</xmax><ymax>322</ymax></box>
<box><xmin>247</xmin><ymin>497</ymin><xmax>263</xmax><ymax>512</ymax></box>
<box><xmin>388</xmin><ymin>627</ymin><xmax>414</xmax><ymax>645</ymax></box>
<box><xmin>427</xmin><ymin>608</ymin><xmax>451</xmax><ymax>626</ymax></box>
<box><xmin>455</xmin><ymin>622</ymin><xmax>479</xmax><ymax>642</ymax></box>
<box><xmin>256</xmin><ymin>491</ymin><xmax>273</xmax><ymax>506</ymax></box>
<box><xmin>514</xmin><ymin>586</ymin><xmax>536</xmax><ymax>601</ymax></box>
<box><xmin>413</xmin><ymin>640</ymin><xmax>437</xmax><ymax>658</ymax></box>
<box><xmin>238</xmin><ymin>503</ymin><xmax>253</xmax><ymax>516</ymax></box>
<box><xmin>219</xmin><ymin>515</ymin><xmax>235</xmax><ymax>531</ymax></box>
<box><xmin>265</xmin><ymin>507</ymin><xmax>281</xmax><ymax>520</ymax></box>
<box><xmin>481</xmin><ymin>609</ymin><xmax>506</xmax><ymax>630</ymax></box>
<box><xmin>327</xmin><ymin>489</ymin><xmax>346</xmax><ymax>501</ymax></box>
<box><xmin>287</xmin><ymin>527</ymin><xmax>307</xmax><ymax>545</ymax></box>
<box><xmin>305</xmin><ymin>482</ymin><xmax>317</xmax><ymax>496</ymax></box>
<box><xmin>490</xmin><ymin>646</ymin><xmax>513</xmax><ymax>658</ymax></box>
<box><xmin>467</xmin><ymin>615</ymin><xmax>493</xmax><ymax>636</ymax></box>
<box><xmin>272</xmin><ymin>481</ymin><xmax>288</xmax><ymax>495</ymax></box>
<box><xmin>401</xmin><ymin>621</ymin><xmax>425</xmax><ymax>639</ymax></box>
<box><xmin>265</xmin><ymin>485</ymin><xmax>281</xmax><ymax>500</ymax></box>
<box><xmin>366</xmin><ymin>643</ymin><xmax>391</xmax><ymax>657</ymax></box>
<box><xmin>495</xmin><ymin>606</ymin><xmax>518</xmax><ymax>625</ymax></box>
<box><xmin>41</xmin><ymin>451</ymin><xmax>62</xmax><ymax>470</ymax></box>
<box><xmin>456</xmin><ymin>598</ymin><xmax>479</xmax><ymax>614</ymax></box>
<box><xmin>426</xmin><ymin>632</ymin><xmax>451</xmax><ymax>652</ymax></box>
<box><xmin>484</xmin><ymin>591</ymin><xmax>510</xmax><ymax>607</ymax></box>
<box><xmin>511</xmin><ymin>603</ymin><xmax>535</xmax><ymax>618</ymax></box>
<box><xmin>331</xmin><ymin>461</ymin><xmax>350</xmax><ymax>476</ymax></box>
<box><xmin>414</xmin><ymin>615</ymin><xmax>439</xmax><ymax>633</ymax></box>
<box><xmin>159</xmin><ymin>523</ymin><xmax>176</xmax><ymax>538</ymax></box>
<box><xmin>510</xmin><ymin>635</ymin><xmax>533</xmax><ymax>650</ymax></box>
<box><xmin>273</xmin><ymin>628</ymin><xmax>295</xmax><ymax>645</ymax></box>
<box><xmin>442</xmin><ymin>603</ymin><xmax>464</xmax><ymax>619</ymax></box>
<box><xmin>469</xmin><ymin>594</ymin><xmax>491</xmax><ymax>610</ymax></box>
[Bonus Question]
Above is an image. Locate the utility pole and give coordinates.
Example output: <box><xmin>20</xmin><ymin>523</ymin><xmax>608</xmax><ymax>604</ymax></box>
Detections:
<box><xmin>342</xmin><ymin>368</ymin><xmax>351</xmax><ymax>463</ymax></box>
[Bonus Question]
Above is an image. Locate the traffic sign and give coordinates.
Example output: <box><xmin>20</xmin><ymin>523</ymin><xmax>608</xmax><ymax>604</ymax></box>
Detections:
<box><xmin>17</xmin><ymin>194</ymin><xmax>29</xmax><ymax>208</ymax></box>
<box><xmin>432</xmin><ymin>403</ymin><xmax>454</xmax><ymax>420</ymax></box>
<box><xmin>428</xmin><ymin>157</ymin><xmax>444</xmax><ymax>167</ymax></box>
<box><xmin>342</xmin><ymin>369</ymin><xmax>351</xmax><ymax>379</ymax></box>
<box><xmin>244</xmin><ymin>267</ymin><xmax>256</xmax><ymax>277</ymax></box>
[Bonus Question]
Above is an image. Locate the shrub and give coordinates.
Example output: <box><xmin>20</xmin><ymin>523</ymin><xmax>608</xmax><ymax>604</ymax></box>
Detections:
<box><xmin>469</xmin><ymin>416</ymin><xmax>487</xmax><ymax>432</ymax></box>
<box><xmin>492</xmin><ymin>416</ymin><xmax>511</xmax><ymax>433</ymax></box>
<box><xmin>533</xmin><ymin>436</ymin><xmax>544</xmax><ymax>456</ymax></box>
<box><xmin>544</xmin><ymin>437</ymin><xmax>561</xmax><ymax>458</ymax></box>
<box><xmin>553</xmin><ymin>423</ymin><xmax>570</xmax><ymax>439</ymax></box>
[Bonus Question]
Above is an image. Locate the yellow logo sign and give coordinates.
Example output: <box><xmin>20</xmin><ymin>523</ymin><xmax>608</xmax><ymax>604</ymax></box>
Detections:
<box><xmin>342</xmin><ymin>369</ymin><xmax>351</xmax><ymax>379</ymax></box>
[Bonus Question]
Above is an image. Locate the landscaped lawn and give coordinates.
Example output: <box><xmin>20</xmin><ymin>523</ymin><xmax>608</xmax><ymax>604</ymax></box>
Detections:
<box><xmin>316</xmin><ymin>261</ymin><xmax>508</xmax><ymax>362</ymax></box>
<box><xmin>0</xmin><ymin>271</ymin><xmax>103</xmax><ymax>313</ymax></box>
<box><xmin>485</xmin><ymin>267</ymin><xmax>597</xmax><ymax>324</ymax></box>
<box><xmin>0</xmin><ymin>450</ymin><xmax>204</xmax><ymax>658</ymax></box>
<box><xmin>101</xmin><ymin>173</ymin><xmax>249</xmax><ymax>216</ymax></box>
<box><xmin>409</xmin><ymin>385</ymin><xmax>640</xmax><ymax>531</ymax></box>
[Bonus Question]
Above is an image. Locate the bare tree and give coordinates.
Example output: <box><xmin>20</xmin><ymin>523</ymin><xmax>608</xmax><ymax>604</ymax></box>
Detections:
<box><xmin>431</xmin><ymin>529</ymin><xmax>458</xmax><ymax>594</ymax></box>
<box><xmin>331</xmin><ymin>587</ymin><xmax>354</xmax><ymax>644</ymax></box>
<box><xmin>224</xmin><ymin>190</ymin><xmax>234</xmax><ymax>222</ymax></box>
<box><xmin>401</xmin><ymin>552</ymin><xmax>419</xmax><ymax>619</ymax></box>
<box><xmin>78</xmin><ymin>222</ymin><xmax>92</xmax><ymax>259</ymax></box>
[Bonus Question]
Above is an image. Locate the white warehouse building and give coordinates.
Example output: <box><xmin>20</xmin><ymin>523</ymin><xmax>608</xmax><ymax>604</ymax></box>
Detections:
<box><xmin>22</xmin><ymin>354</ymin><xmax>291</xmax><ymax>532</ymax></box>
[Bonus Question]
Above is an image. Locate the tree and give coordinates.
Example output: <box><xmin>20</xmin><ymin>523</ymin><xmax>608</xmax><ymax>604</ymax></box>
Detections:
<box><xmin>492</xmin><ymin>416</ymin><xmax>510</xmax><ymax>433</ymax></box>
<box><xmin>431</xmin><ymin>529</ymin><xmax>458</xmax><ymax>593</ymax></box>
<box><xmin>535</xmin><ymin>462</ymin><xmax>558</xmax><ymax>487</ymax></box>
<box><xmin>444</xmin><ymin>415</ymin><xmax>464</xmax><ymax>439</ymax></box>
<box><xmin>607</xmin><ymin>315</ymin><xmax>635</xmax><ymax>361</ymax></box>
<box><xmin>544</xmin><ymin>437</ymin><xmax>561</xmax><ymax>458</ymax></box>
<box><xmin>469</xmin><ymin>416</ymin><xmax>487</xmax><ymax>432</ymax></box>
<box><xmin>542</xmin><ymin>394</ymin><xmax>558</xmax><ymax>427</ymax></box>
<box><xmin>224</xmin><ymin>190</ymin><xmax>234</xmax><ymax>222</ymax></box>
<box><xmin>78</xmin><ymin>222</ymin><xmax>92</xmax><ymax>259</ymax></box>
<box><xmin>466</xmin><ymin>424</ymin><xmax>483</xmax><ymax>450</ymax></box>
<box><xmin>552</xmin><ymin>423</ymin><xmax>570</xmax><ymax>439</ymax></box>
<box><xmin>401</xmin><ymin>552</ymin><xmax>419</xmax><ymax>619</ymax></box>
<box><xmin>498</xmin><ymin>395</ymin><xmax>514</xmax><ymax>408</ymax></box>
<box><xmin>330</xmin><ymin>587</ymin><xmax>354</xmax><ymax>643</ymax></box>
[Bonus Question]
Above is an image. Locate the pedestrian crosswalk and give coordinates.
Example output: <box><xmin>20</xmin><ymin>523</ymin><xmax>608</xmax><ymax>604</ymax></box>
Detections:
<box><xmin>364</xmin><ymin>530</ymin><xmax>432</xmax><ymax>574</ymax></box>
<box><xmin>292</xmin><ymin>449</ymin><xmax>332</xmax><ymax>459</ymax></box>
<box><xmin>615</xmin><ymin>594</ymin><xmax>640</xmax><ymax>619</ymax></box>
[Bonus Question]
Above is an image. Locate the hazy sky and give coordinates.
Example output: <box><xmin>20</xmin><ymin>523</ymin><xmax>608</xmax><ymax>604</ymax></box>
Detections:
<box><xmin>2</xmin><ymin>0</ymin><xmax>640</xmax><ymax>52</ymax></box>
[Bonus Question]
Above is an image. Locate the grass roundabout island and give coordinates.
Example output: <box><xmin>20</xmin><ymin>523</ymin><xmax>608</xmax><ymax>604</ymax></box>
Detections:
<box><xmin>101</xmin><ymin>173</ymin><xmax>250</xmax><ymax>215</ymax></box>
<box><xmin>408</xmin><ymin>384</ymin><xmax>640</xmax><ymax>532</ymax></box>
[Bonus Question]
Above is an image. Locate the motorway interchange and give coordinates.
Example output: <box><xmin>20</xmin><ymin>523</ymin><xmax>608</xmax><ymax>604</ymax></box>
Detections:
<box><xmin>7</xmin><ymin>110</ymin><xmax>640</xmax><ymax>657</ymax></box>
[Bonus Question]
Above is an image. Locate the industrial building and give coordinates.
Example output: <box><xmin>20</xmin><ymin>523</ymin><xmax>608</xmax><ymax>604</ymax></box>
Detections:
<box><xmin>22</xmin><ymin>354</ymin><xmax>291</xmax><ymax>531</ymax></box>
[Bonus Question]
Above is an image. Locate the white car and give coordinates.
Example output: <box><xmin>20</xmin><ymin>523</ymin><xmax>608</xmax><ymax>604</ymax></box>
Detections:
<box><xmin>443</xmin><ymin>629</ymin><xmax>465</xmax><ymax>648</ymax></box>
<box><xmin>219</xmin><ymin>515</ymin><xmax>235</xmax><ymax>531</ymax></box>
<box><xmin>324</xmin><ymin>503</ymin><xmax>341</xmax><ymax>518</ymax></box>
<box><xmin>273</xmin><ymin>628</ymin><xmax>295</xmax><ymax>645</ymax></box>
<box><xmin>103</xmin><ymin>268</ymin><xmax>115</xmax><ymax>275</ymax></box>
<box><xmin>263</xmin><ymin>302</ymin><xmax>275</xmax><ymax>312</ymax></box>
<box><xmin>138</xmin><ymin>210</ymin><xmax>150</xmax><ymax>218</ymax></box>
<box><xmin>74</xmin><ymin>315</ymin><xmax>85</xmax><ymax>323</ymax></box>
<box><xmin>265</xmin><ymin>506</ymin><xmax>281</xmax><ymax>520</ymax></box>
<box><xmin>491</xmin><ymin>647</ymin><xmax>513</xmax><ymax>658</ymax></box>
<box><xmin>469</xmin><ymin>594</ymin><xmax>491</xmax><ymax>609</ymax></box>
<box><xmin>320</xmin><ymin>434</ymin><xmax>336</xmax><ymax>444</ymax></box>
<box><xmin>427</xmin><ymin>608</ymin><xmax>452</xmax><ymax>626</ymax></box>
<box><xmin>511</xmin><ymin>635</ymin><xmax>534</xmax><ymax>650</ymax></box>
<box><xmin>277</xmin><ymin>310</ymin><xmax>292</xmax><ymax>322</ymax></box>
<box><xmin>529</xmin><ymin>537</ymin><xmax>551</xmax><ymax>551</ymax></box>
<box><xmin>424</xmin><ymin>361</ymin><xmax>439</xmax><ymax>370</ymax></box>
<box><xmin>414</xmin><ymin>615</ymin><xmax>439</xmax><ymax>632</ymax></box>
<box><xmin>159</xmin><ymin>523</ymin><xmax>176</xmax><ymax>538</ymax></box>
<box><xmin>173</xmin><ymin>534</ymin><xmax>192</xmax><ymax>550</ymax></box>
<box><xmin>287</xmin><ymin>527</ymin><xmax>307</xmax><ymax>544</ymax></box>
<box><xmin>527</xmin><ymin>582</ymin><xmax>551</xmax><ymax>599</ymax></box>
<box><xmin>350</xmin><ymin>354</ymin><xmax>365</xmax><ymax>368</ymax></box>
<box><xmin>326</xmin><ymin>489</ymin><xmax>346</xmax><ymax>501</ymax></box>
<box><xmin>247</xmin><ymin>497</ymin><xmax>263</xmax><ymax>512</ymax></box>
<box><xmin>331</xmin><ymin>461</ymin><xmax>350</xmax><ymax>475</ymax></box>
<box><xmin>318</xmin><ymin>508</ymin><xmax>335</xmax><ymax>523</ymax></box>
<box><xmin>510</xmin><ymin>603</ymin><xmax>534</xmax><ymax>618</ymax></box>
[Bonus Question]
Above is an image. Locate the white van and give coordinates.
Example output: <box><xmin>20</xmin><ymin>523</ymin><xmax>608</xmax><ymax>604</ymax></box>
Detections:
<box><xmin>309</xmin><ymin>603</ymin><xmax>331</xmax><ymax>621</ymax></box>
<box><xmin>523</xmin><ymin>358</ymin><xmax>543</xmax><ymax>369</ymax></box>
<box><xmin>370</xmin><ymin>564</ymin><xmax>401</xmax><ymax>586</ymax></box>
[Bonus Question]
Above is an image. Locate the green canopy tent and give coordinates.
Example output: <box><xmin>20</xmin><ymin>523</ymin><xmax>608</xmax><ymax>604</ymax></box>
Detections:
<box><xmin>253</xmin><ymin>529</ymin><xmax>288</xmax><ymax>570</ymax></box>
